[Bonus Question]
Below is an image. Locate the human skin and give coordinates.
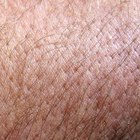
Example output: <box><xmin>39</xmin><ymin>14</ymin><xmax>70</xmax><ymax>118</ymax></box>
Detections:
<box><xmin>0</xmin><ymin>0</ymin><xmax>140</xmax><ymax>140</ymax></box>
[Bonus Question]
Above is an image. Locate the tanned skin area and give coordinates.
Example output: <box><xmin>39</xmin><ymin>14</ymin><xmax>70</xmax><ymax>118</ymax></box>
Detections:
<box><xmin>0</xmin><ymin>0</ymin><xmax>140</xmax><ymax>140</ymax></box>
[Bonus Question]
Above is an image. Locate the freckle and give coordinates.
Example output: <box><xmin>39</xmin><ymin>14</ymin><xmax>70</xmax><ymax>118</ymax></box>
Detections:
<box><xmin>6</xmin><ymin>42</ymin><xmax>9</xmax><ymax>46</ymax></box>
<box><xmin>30</xmin><ymin>24</ymin><xmax>34</xmax><ymax>30</ymax></box>
<box><xmin>9</xmin><ymin>76</ymin><xmax>13</xmax><ymax>81</ymax></box>
<box><xmin>25</xmin><ymin>33</ymin><xmax>30</xmax><ymax>39</ymax></box>
<box><xmin>74</xmin><ymin>66</ymin><xmax>79</xmax><ymax>72</ymax></box>
<box><xmin>63</xmin><ymin>83</ymin><xmax>68</xmax><ymax>89</ymax></box>
<box><xmin>137</xmin><ymin>64</ymin><xmax>140</xmax><ymax>70</ymax></box>
<box><xmin>76</xmin><ymin>80</ymin><xmax>80</xmax><ymax>86</ymax></box>
<box><xmin>35</xmin><ymin>57</ymin><xmax>40</xmax><ymax>63</ymax></box>
<box><xmin>35</xmin><ymin>44</ymin><xmax>41</xmax><ymax>49</ymax></box>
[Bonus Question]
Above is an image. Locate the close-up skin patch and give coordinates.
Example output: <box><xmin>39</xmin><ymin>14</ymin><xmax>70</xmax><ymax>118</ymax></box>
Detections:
<box><xmin>0</xmin><ymin>0</ymin><xmax>140</xmax><ymax>140</ymax></box>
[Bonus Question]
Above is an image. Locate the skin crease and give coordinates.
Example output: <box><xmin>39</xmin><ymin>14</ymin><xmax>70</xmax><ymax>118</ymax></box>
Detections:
<box><xmin>0</xmin><ymin>0</ymin><xmax>140</xmax><ymax>140</ymax></box>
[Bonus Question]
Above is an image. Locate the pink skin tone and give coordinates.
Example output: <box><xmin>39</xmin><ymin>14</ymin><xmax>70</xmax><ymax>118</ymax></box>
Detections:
<box><xmin>0</xmin><ymin>0</ymin><xmax>140</xmax><ymax>140</ymax></box>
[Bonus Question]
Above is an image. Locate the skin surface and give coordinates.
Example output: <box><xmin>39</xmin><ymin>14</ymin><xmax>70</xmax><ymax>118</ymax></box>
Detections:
<box><xmin>0</xmin><ymin>0</ymin><xmax>140</xmax><ymax>140</ymax></box>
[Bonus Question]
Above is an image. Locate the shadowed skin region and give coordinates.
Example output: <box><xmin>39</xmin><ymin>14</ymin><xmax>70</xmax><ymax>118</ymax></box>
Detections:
<box><xmin>0</xmin><ymin>0</ymin><xmax>140</xmax><ymax>140</ymax></box>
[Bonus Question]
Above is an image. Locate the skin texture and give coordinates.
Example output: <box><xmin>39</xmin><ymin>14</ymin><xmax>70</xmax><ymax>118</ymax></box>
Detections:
<box><xmin>0</xmin><ymin>0</ymin><xmax>140</xmax><ymax>140</ymax></box>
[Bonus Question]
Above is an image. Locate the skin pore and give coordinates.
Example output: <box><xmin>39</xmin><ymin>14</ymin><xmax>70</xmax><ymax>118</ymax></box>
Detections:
<box><xmin>0</xmin><ymin>0</ymin><xmax>140</xmax><ymax>140</ymax></box>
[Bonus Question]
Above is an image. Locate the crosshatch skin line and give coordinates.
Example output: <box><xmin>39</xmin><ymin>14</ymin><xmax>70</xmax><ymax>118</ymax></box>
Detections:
<box><xmin>0</xmin><ymin>0</ymin><xmax>140</xmax><ymax>140</ymax></box>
